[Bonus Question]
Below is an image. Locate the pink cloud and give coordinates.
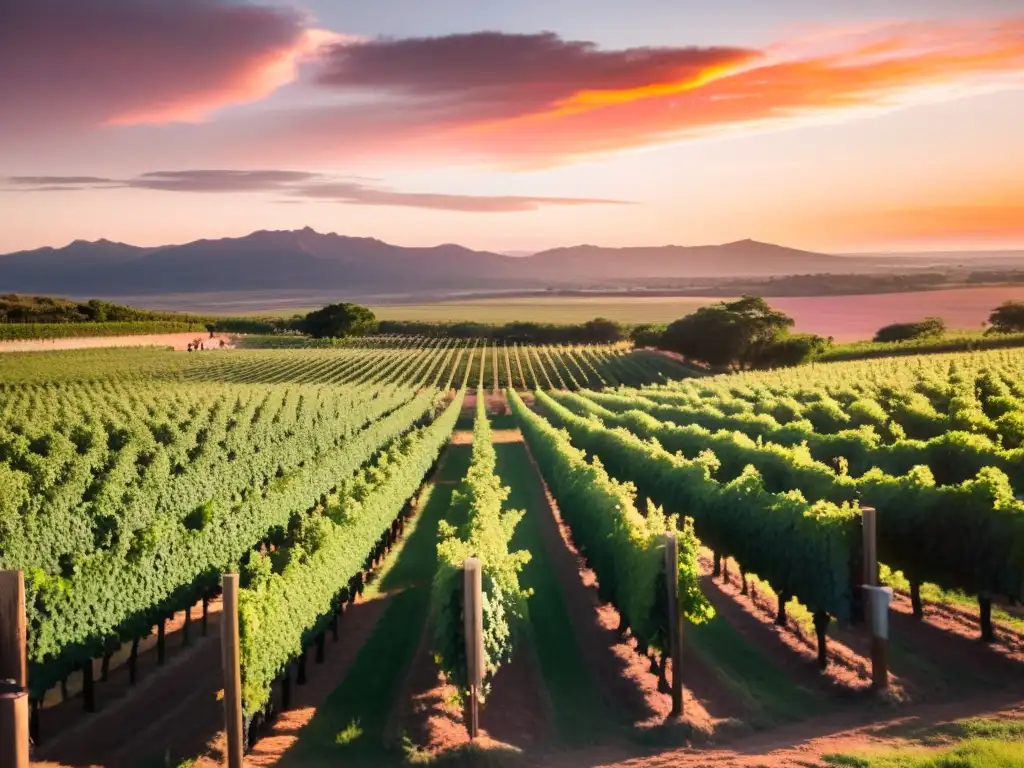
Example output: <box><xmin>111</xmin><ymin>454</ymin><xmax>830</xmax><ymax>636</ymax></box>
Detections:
<box><xmin>0</xmin><ymin>0</ymin><xmax>329</xmax><ymax>136</ymax></box>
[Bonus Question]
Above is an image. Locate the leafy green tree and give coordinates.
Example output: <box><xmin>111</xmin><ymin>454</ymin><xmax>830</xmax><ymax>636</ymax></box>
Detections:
<box><xmin>988</xmin><ymin>301</ymin><xmax>1024</xmax><ymax>333</ymax></box>
<box><xmin>661</xmin><ymin>296</ymin><xmax>794</xmax><ymax>368</ymax></box>
<box><xmin>298</xmin><ymin>303</ymin><xmax>377</xmax><ymax>338</ymax></box>
<box><xmin>630</xmin><ymin>323</ymin><xmax>667</xmax><ymax>348</ymax></box>
<box><xmin>754</xmin><ymin>333</ymin><xmax>831</xmax><ymax>368</ymax></box>
<box><xmin>873</xmin><ymin>317</ymin><xmax>946</xmax><ymax>343</ymax></box>
<box><xmin>581</xmin><ymin>317</ymin><xmax>625</xmax><ymax>343</ymax></box>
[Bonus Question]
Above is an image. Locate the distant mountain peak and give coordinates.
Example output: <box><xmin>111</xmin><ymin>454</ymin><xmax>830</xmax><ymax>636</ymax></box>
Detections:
<box><xmin>0</xmin><ymin>228</ymin><xmax>878</xmax><ymax>297</ymax></box>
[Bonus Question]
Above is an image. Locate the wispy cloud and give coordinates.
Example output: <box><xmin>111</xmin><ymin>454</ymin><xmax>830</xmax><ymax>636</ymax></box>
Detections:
<box><xmin>3</xmin><ymin>170</ymin><xmax>628</xmax><ymax>212</ymax></box>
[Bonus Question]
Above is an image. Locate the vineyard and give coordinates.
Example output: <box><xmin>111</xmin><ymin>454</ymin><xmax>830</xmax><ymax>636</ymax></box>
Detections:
<box><xmin>1</xmin><ymin>343</ymin><xmax>1022</xmax><ymax>767</ymax></box>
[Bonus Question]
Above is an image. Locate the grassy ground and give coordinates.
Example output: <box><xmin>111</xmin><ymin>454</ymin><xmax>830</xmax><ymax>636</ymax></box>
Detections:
<box><xmin>685</xmin><ymin>614</ymin><xmax>823</xmax><ymax>726</ymax></box>
<box><xmin>822</xmin><ymin>717</ymin><xmax>1024</xmax><ymax>767</ymax></box>
<box><xmin>494</xmin><ymin>440</ymin><xmax>622</xmax><ymax>745</ymax></box>
<box><xmin>281</xmin><ymin>445</ymin><xmax>470</xmax><ymax>767</ymax></box>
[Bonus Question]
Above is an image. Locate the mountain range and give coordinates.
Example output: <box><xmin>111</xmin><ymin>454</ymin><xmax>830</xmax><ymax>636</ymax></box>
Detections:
<box><xmin>1</xmin><ymin>228</ymin><xmax>1022</xmax><ymax>299</ymax></box>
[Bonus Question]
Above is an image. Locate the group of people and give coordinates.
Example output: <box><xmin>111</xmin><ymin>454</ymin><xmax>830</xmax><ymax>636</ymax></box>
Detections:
<box><xmin>187</xmin><ymin>330</ymin><xmax>227</xmax><ymax>352</ymax></box>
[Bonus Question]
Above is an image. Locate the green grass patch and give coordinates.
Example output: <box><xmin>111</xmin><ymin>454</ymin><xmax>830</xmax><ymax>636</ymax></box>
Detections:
<box><xmin>824</xmin><ymin>717</ymin><xmax>1024</xmax><ymax>767</ymax></box>
<box><xmin>437</xmin><ymin>443</ymin><xmax>473</xmax><ymax>483</ymax></box>
<box><xmin>686</xmin><ymin>614</ymin><xmax>823</xmax><ymax>725</ymax></box>
<box><xmin>494</xmin><ymin>441</ymin><xmax>621</xmax><ymax>746</ymax></box>
<box><xmin>282</xmin><ymin>472</ymin><xmax>458</xmax><ymax>766</ymax></box>
<box><xmin>822</xmin><ymin>738</ymin><xmax>1024</xmax><ymax>767</ymax></box>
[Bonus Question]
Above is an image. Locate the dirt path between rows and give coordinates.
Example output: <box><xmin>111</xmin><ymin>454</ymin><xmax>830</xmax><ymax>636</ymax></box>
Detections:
<box><xmin>562</xmin><ymin>696</ymin><xmax>1024</xmax><ymax>768</ymax></box>
<box><xmin>34</xmin><ymin>596</ymin><xmax>224</xmax><ymax>767</ymax></box>
<box><xmin>514</xmin><ymin>429</ymin><xmax>751</xmax><ymax>737</ymax></box>
<box><xmin>0</xmin><ymin>332</ymin><xmax>240</xmax><ymax>353</ymax></box>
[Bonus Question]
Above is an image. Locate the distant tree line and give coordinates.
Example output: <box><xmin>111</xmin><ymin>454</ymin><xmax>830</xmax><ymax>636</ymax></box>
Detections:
<box><xmin>374</xmin><ymin>317</ymin><xmax>629</xmax><ymax>344</ymax></box>
<box><xmin>627</xmin><ymin>298</ymin><xmax>1024</xmax><ymax>370</ymax></box>
<box><xmin>0</xmin><ymin>294</ymin><xmax>206</xmax><ymax>324</ymax></box>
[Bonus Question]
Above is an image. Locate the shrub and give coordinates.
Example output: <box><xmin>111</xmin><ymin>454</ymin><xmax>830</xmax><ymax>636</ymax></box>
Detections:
<box><xmin>873</xmin><ymin>317</ymin><xmax>946</xmax><ymax>343</ymax></box>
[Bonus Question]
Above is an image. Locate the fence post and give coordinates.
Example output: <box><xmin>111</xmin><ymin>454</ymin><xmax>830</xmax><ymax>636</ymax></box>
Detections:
<box><xmin>864</xmin><ymin>586</ymin><xmax>893</xmax><ymax>691</ymax></box>
<box><xmin>664</xmin><ymin>535</ymin><xmax>684</xmax><ymax>716</ymax></box>
<box><xmin>862</xmin><ymin>507</ymin><xmax>878</xmax><ymax>588</ymax></box>
<box><xmin>221</xmin><ymin>574</ymin><xmax>244</xmax><ymax>768</ymax></box>
<box><xmin>1</xmin><ymin>570</ymin><xmax>29</xmax><ymax>768</ymax></box>
<box><xmin>463</xmin><ymin>558</ymin><xmax>483</xmax><ymax>739</ymax></box>
<box><xmin>0</xmin><ymin>571</ymin><xmax>27</xmax><ymax>689</ymax></box>
<box><xmin>861</xmin><ymin>506</ymin><xmax>878</xmax><ymax>637</ymax></box>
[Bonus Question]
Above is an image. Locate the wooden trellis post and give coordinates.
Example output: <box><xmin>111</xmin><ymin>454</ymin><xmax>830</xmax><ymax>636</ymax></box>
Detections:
<box><xmin>0</xmin><ymin>570</ymin><xmax>29</xmax><ymax>768</ymax></box>
<box><xmin>664</xmin><ymin>535</ymin><xmax>684</xmax><ymax>716</ymax></box>
<box><xmin>220</xmin><ymin>574</ymin><xmax>244</xmax><ymax>768</ymax></box>
<box><xmin>463</xmin><ymin>558</ymin><xmax>483</xmax><ymax>739</ymax></box>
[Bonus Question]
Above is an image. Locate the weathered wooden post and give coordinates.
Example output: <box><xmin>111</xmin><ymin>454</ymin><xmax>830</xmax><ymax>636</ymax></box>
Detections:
<box><xmin>0</xmin><ymin>570</ymin><xmax>29</xmax><ymax>768</ymax></box>
<box><xmin>862</xmin><ymin>507</ymin><xmax>878</xmax><ymax>588</ymax></box>
<box><xmin>463</xmin><ymin>558</ymin><xmax>484</xmax><ymax>739</ymax></box>
<box><xmin>863</xmin><ymin>585</ymin><xmax>893</xmax><ymax>690</ymax></box>
<box><xmin>859</xmin><ymin>506</ymin><xmax>889</xmax><ymax>689</ymax></box>
<box><xmin>664</xmin><ymin>534</ymin><xmax>684</xmax><ymax>716</ymax></box>
<box><xmin>861</xmin><ymin>506</ymin><xmax>878</xmax><ymax>636</ymax></box>
<box><xmin>221</xmin><ymin>574</ymin><xmax>244</xmax><ymax>768</ymax></box>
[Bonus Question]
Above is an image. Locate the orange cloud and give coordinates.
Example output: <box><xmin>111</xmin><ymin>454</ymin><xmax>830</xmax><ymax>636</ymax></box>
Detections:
<box><xmin>433</xmin><ymin>19</ymin><xmax>1024</xmax><ymax>166</ymax></box>
<box><xmin>106</xmin><ymin>28</ymin><xmax>340</xmax><ymax>126</ymax></box>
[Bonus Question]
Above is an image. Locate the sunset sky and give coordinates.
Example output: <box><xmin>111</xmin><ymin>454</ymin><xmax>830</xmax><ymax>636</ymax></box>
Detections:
<box><xmin>3</xmin><ymin>0</ymin><xmax>1024</xmax><ymax>254</ymax></box>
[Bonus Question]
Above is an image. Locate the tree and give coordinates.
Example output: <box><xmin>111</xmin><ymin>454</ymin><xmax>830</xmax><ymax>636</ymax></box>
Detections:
<box><xmin>630</xmin><ymin>323</ymin><xmax>667</xmax><ymax>348</ymax></box>
<box><xmin>661</xmin><ymin>296</ymin><xmax>794</xmax><ymax>369</ymax></box>
<box><xmin>582</xmin><ymin>317</ymin><xmax>625</xmax><ymax>343</ymax></box>
<box><xmin>873</xmin><ymin>317</ymin><xmax>946</xmax><ymax>343</ymax></box>
<box><xmin>988</xmin><ymin>301</ymin><xmax>1024</xmax><ymax>334</ymax></box>
<box><xmin>298</xmin><ymin>303</ymin><xmax>377</xmax><ymax>338</ymax></box>
<box><xmin>753</xmin><ymin>333</ymin><xmax>830</xmax><ymax>368</ymax></box>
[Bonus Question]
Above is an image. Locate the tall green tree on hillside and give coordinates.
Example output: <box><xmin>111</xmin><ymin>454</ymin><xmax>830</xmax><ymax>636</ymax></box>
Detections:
<box><xmin>661</xmin><ymin>296</ymin><xmax>796</xmax><ymax>369</ymax></box>
<box><xmin>299</xmin><ymin>303</ymin><xmax>377</xmax><ymax>338</ymax></box>
<box><xmin>988</xmin><ymin>301</ymin><xmax>1024</xmax><ymax>334</ymax></box>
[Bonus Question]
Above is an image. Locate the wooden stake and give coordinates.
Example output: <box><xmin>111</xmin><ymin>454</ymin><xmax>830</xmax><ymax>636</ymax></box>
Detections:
<box><xmin>863</xmin><ymin>585</ymin><xmax>892</xmax><ymax>690</ymax></box>
<box><xmin>0</xmin><ymin>685</ymin><xmax>29</xmax><ymax>768</ymax></box>
<box><xmin>0</xmin><ymin>571</ymin><xmax>27</xmax><ymax>688</ymax></box>
<box><xmin>862</xmin><ymin>506</ymin><xmax>878</xmax><ymax>587</ymax></box>
<box><xmin>220</xmin><ymin>574</ymin><xmax>244</xmax><ymax>768</ymax></box>
<box><xmin>664</xmin><ymin>535</ymin><xmax>683</xmax><ymax>716</ymax></box>
<box><xmin>0</xmin><ymin>571</ymin><xmax>29</xmax><ymax>768</ymax></box>
<box><xmin>463</xmin><ymin>558</ymin><xmax>483</xmax><ymax>740</ymax></box>
<box><xmin>861</xmin><ymin>506</ymin><xmax>879</xmax><ymax>635</ymax></box>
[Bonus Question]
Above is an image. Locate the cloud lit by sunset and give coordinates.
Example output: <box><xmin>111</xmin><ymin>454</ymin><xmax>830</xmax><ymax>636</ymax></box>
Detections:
<box><xmin>2</xmin><ymin>0</ymin><xmax>1024</xmax><ymax>253</ymax></box>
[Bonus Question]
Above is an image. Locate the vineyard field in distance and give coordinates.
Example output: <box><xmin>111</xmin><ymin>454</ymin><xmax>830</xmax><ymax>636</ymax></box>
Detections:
<box><xmin>1</xmin><ymin>340</ymin><xmax>1022</xmax><ymax>767</ymax></box>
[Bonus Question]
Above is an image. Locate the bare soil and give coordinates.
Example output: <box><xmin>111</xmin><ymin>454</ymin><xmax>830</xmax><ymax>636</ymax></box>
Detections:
<box><xmin>35</xmin><ymin>596</ymin><xmax>225</xmax><ymax>768</ymax></box>
<box><xmin>516</xmin><ymin>431</ymin><xmax>748</xmax><ymax>736</ymax></box>
<box><xmin>0</xmin><ymin>332</ymin><xmax>239</xmax><ymax>353</ymax></box>
<box><xmin>702</xmin><ymin>557</ymin><xmax>877</xmax><ymax>700</ymax></box>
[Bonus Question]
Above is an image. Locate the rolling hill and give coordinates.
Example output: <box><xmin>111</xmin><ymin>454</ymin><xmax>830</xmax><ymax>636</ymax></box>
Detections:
<box><xmin>0</xmin><ymin>228</ymin><xmax>1003</xmax><ymax>299</ymax></box>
